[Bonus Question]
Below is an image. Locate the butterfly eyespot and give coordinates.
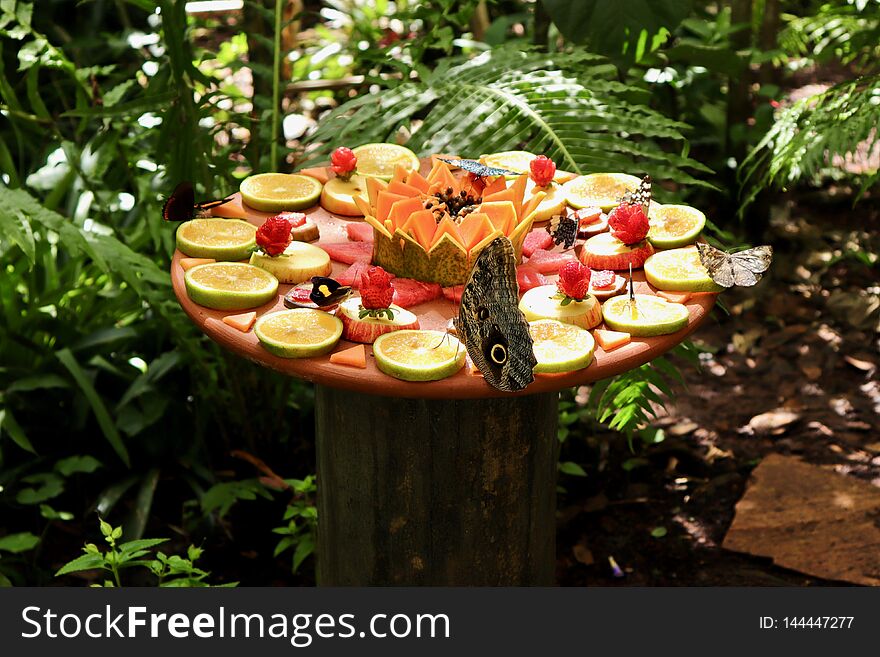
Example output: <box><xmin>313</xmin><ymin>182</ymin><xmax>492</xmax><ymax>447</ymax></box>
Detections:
<box><xmin>477</xmin><ymin>307</ymin><xmax>490</xmax><ymax>321</ymax></box>
<box><xmin>489</xmin><ymin>343</ymin><xmax>507</xmax><ymax>364</ymax></box>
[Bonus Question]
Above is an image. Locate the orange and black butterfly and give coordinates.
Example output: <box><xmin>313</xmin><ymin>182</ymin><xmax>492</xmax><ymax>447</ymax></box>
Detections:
<box><xmin>162</xmin><ymin>182</ymin><xmax>235</xmax><ymax>221</ymax></box>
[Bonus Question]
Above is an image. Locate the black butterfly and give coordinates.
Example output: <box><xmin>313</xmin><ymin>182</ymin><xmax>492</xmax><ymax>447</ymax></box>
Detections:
<box><xmin>547</xmin><ymin>210</ymin><xmax>579</xmax><ymax>249</ymax></box>
<box><xmin>162</xmin><ymin>181</ymin><xmax>235</xmax><ymax>221</ymax></box>
<box><xmin>695</xmin><ymin>243</ymin><xmax>773</xmax><ymax>288</ymax></box>
<box><xmin>438</xmin><ymin>158</ymin><xmax>519</xmax><ymax>179</ymax></box>
<box><xmin>309</xmin><ymin>276</ymin><xmax>352</xmax><ymax>306</ymax></box>
<box><xmin>454</xmin><ymin>236</ymin><xmax>536</xmax><ymax>392</ymax></box>
<box><xmin>617</xmin><ymin>175</ymin><xmax>652</xmax><ymax>216</ymax></box>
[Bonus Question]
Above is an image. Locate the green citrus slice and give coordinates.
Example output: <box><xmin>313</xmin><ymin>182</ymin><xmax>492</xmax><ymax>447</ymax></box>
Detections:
<box><xmin>648</xmin><ymin>204</ymin><xmax>706</xmax><ymax>248</ymax></box>
<box><xmin>602</xmin><ymin>294</ymin><xmax>689</xmax><ymax>337</ymax></box>
<box><xmin>240</xmin><ymin>173</ymin><xmax>323</xmax><ymax>212</ymax></box>
<box><xmin>562</xmin><ymin>173</ymin><xmax>642</xmax><ymax>210</ymax></box>
<box><xmin>644</xmin><ymin>246</ymin><xmax>723</xmax><ymax>292</ymax></box>
<box><xmin>529</xmin><ymin>319</ymin><xmax>596</xmax><ymax>373</ymax></box>
<box><xmin>373</xmin><ymin>330</ymin><xmax>466</xmax><ymax>381</ymax></box>
<box><xmin>351</xmin><ymin>143</ymin><xmax>420</xmax><ymax>180</ymax></box>
<box><xmin>254</xmin><ymin>308</ymin><xmax>343</xmax><ymax>358</ymax></box>
<box><xmin>519</xmin><ymin>285</ymin><xmax>602</xmax><ymax>329</ymax></box>
<box><xmin>184</xmin><ymin>262</ymin><xmax>278</xmax><ymax>310</ymax></box>
<box><xmin>176</xmin><ymin>218</ymin><xmax>256</xmax><ymax>260</ymax></box>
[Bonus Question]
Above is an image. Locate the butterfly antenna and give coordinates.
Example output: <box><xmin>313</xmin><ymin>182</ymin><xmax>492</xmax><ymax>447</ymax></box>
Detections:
<box><xmin>628</xmin><ymin>263</ymin><xmax>638</xmax><ymax>319</ymax></box>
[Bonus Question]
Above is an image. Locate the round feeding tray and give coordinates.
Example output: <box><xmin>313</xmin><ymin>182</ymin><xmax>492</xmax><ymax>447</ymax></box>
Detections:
<box><xmin>170</xmin><ymin>157</ymin><xmax>717</xmax><ymax>585</ymax></box>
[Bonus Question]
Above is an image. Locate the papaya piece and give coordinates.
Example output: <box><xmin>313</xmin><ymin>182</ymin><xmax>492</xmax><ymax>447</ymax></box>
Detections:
<box><xmin>221</xmin><ymin>311</ymin><xmax>257</xmax><ymax>333</ymax></box>
<box><xmin>353</xmin><ymin>195</ymin><xmax>373</xmax><ymax>217</ymax></box>
<box><xmin>656</xmin><ymin>290</ymin><xmax>692</xmax><ymax>304</ymax></box>
<box><xmin>431</xmin><ymin>153</ymin><xmax>461</xmax><ymax>168</ymax></box>
<box><xmin>458</xmin><ymin>212</ymin><xmax>494</xmax><ymax>250</ymax></box>
<box><xmin>364</xmin><ymin>214</ymin><xmax>392</xmax><ymax>239</ymax></box>
<box><xmin>366</xmin><ymin>177</ymin><xmax>388</xmax><ymax>212</ymax></box>
<box><xmin>520</xmin><ymin>190</ymin><xmax>547</xmax><ymax>224</ymax></box>
<box><xmin>482</xmin><ymin>175</ymin><xmax>507</xmax><ymax>197</ymax></box>
<box><xmin>483</xmin><ymin>173</ymin><xmax>528</xmax><ymax>217</ymax></box>
<box><xmin>391</xmin><ymin>163</ymin><xmax>411</xmax><ymax>184</ymax></box>
<box><xmin>430</xmin><ymin>215</ymin><xmax>465</xmax><ymax>251</ymax></box>
<box><xmin>180</xmin><ymin>257</ymin><xmax>216</xmax><ymax>271</ymax></box>
<box><xmin>387</xmin><ymin>196</ymin><xmax>426</xmax><ymax>231</ymax></box>
<box><xmin>298</xmin><ymin>166</ymin><xmax>331</xmax><ymax>184</ymax></box>
<box><xmin>478</xmin><ymin>201</ymin><xmax>517</xmax><ymax>236</ymax></box>
<box><xmin>376</xmin><ymin>191</ymin><xmax>409</xmax><ymax>224</ymax></box>
<box><xmin>594</xmin><ymin>329</ymin><xmax>631</xmax><ymax>351</ymax></box>
<box><xmin>329</xmin><ymin>344</ymin><xmax>367</xmax><ymax>368</ymax></box>
<box><xmin>405</xmin><ymin>170</ymin><xmax>431</xmax><ymax>194</ymax></box>
<box><xmin>402</xmin><ymin>209</ymin><xmax>438</xmax><ymax>250</ymax></box>
<box><xmin>387</xmin><ymin>180</ymin><xmax>423</xmax><ymax>198</ymax></box>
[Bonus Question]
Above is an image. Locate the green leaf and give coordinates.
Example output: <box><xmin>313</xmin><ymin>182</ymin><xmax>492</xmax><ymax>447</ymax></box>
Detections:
<box><xmin>292</xmin><ymin>534</ymin><xmax>315</xmax><ymax>573</ymax></box>
<box><xmin>0</xmin><ymin>532</ymin><xmax>40</xmax><ymax>554</ymax></box>
<box><xmin>55</xmin><ymin>455</ymin><xmax>102</xmax><ymax>476</ymax></box>
<box><xmin>0</xmin><ymin>408</ymin><xmax>36</xmax><ymax>454</ymax></box>
<box><xmin>56</xmin><ymin>348</ymin><xmax>130</xmax><ymax>467</ymax></box>
<box><xmin>7</xmin><ymin>374</ymin><xmax>70</xmax><ymax>393</ymax></box>
<box><xmin>55</xmin><ymin>552</ymin><xmax>106</xmax><ymax>577</ymax></box>
<box><xmin>559</xmin><ymin>461</ymin><xmax>587</xmax><ymax>477</ymax></box>
<box><xmin>540</xmin><ymin>0</ymin><xmax>692</xmax><ymax>62</ymax></box>
<box><xmin>16</xmin><ymin>473</ymin><xmax>64</xmax><ymax>504</ymax></box>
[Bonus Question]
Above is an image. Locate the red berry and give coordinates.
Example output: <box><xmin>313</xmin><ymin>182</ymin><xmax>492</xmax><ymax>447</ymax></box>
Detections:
<box><xmin>608</xmin><ymin>203</ymin><xmax>649</xmax><ymax>245</ymax></box>
<box><xmin>557</xmin><ymin>260</ymin><xmax>591</xmax><ymax>300</ymax></box>
<box><xmin>529</xmin><ymin>155</ymin><xmax>556</xmax><ymax>187</ymax></box>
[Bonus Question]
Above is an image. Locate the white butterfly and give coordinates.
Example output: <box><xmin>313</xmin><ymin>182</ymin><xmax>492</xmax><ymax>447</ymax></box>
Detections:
<box><xmin>695</xmin><ymin>243</ymin><xmax>773</xmax><ymax>288</ymax></box>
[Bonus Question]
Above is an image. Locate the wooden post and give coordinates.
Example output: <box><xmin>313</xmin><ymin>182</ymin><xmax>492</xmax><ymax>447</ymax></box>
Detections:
<box><xmin>315</xmin><ymin>386</ymin><xmax>559</xmax><ymax>586</ymax></box>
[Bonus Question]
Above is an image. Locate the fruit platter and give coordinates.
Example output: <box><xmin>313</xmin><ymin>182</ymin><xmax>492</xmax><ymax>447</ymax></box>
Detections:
<box><xmin>169</xmin><ymin>144</ymin><xmax>724</xmax><ymax>399</ymax></box>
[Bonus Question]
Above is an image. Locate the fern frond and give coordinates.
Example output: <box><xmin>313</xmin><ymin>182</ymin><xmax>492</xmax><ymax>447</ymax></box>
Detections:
<box><xmin>739</xmin><ymin>73</ymin><xmax>880</xmax><ymax>208</ymax></box>
<box><xmin>302</xmin><ymin>47</ymin><xmax>711</xmax><ymax>189</ymax></box>
<box><xmin>780</xmin><ymin>2</ymin><xmax>880</xmax><ymax>68</ymax></box>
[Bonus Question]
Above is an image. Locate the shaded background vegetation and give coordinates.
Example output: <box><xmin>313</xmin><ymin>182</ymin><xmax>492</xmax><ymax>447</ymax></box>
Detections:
<box><xmin>0</xmin><ymin>0</ymin><xmax>877</xmax><ymax>586</ymax></box>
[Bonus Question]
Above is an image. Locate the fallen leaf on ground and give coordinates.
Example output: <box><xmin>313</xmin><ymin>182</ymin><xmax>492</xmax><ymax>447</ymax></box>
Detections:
<box><xmin>745</xmin><ymin>409</ymin><xmax>801</xmax><ymax>435</ymax></box>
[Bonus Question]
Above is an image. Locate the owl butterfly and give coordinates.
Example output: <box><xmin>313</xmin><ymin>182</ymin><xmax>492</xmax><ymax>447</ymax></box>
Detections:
<box><xmin>695</xmin><ymin>243</ymin><xmax>773</xmax><ymax>288</ymax></box>
<box><xmin>455</xmin><ymin>236</ymin><xmax>536</xmax><ymax>392</ymax></box>
<box><xmin>617</xmin><ymin>175</ymin><xmax>652</xmax><ymax>216</ymax></box>
<box><xmin>437</xmin><ymin>158</ymin><xmax>519</xmax><ymax>179</ymax></box>
<box><xmin>162</xmin><ymin>181</ymin><xmax>235</xmax><ymax>221</ymax></box>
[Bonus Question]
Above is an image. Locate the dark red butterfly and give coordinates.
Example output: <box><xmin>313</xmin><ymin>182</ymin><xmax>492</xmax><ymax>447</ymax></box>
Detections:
<box><xmin>162</xmin><ymin>182</ymin><xmax>235</xmax><ymax>221</ymax></box>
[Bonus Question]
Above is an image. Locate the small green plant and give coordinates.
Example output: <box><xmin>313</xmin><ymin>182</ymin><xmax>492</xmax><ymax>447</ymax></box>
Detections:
<box><xmin>55</xmin><ymin>519</ymin><xmax>234</xmax><ymax>587</ymax></box>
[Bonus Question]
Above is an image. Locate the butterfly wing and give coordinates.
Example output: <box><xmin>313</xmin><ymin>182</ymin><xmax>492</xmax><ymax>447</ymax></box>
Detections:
<box><xmin>455</xmin><ymin>237</ymin><xmax>536</xmax><ymax>392</ymax></box>
<box><xmin>195</xmin><ymin>194</ymin><xmax>236</xmax><ymax>212</ymax></box>
<box><xmin>309</xmin><ymin>276</ymin><xmax>352</xmax><ymax>306</ymax></box>
<box><xmin>696</xmin><ymin>242</ymin><xmax>735</xmax><ymax>287</ymax></box>
<box><xmin>729</xmin><ymin>246</ymin><xmax>773</xmax><ymax>286</ymax></box>
<box><xmin>618</xmin><ymin>175</ymin><xmax>652</xmax><ymax>216</ymax></box>
<box><xmin>438</xmin><ymin>157</ymin><xmax>518</xmax><ymax>178</ymax></box>
<box><xmin>547</xmin><ymin>212</ymin><xmax>578</xmax><ymax>249</ymax></box>
<box><xmin>162</xmin><ymin>182</ymin><xmax>196</xmax><ymax>221</ymax></box>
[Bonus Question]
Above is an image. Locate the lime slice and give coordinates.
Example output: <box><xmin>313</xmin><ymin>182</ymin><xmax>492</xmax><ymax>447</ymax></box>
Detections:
<box><xmin>254</xmin><ymin>308</ymin><xmax>343</xmax><ymax>358</ymax></box>
<box><xmin>602</xmin><ymin>294</ymin><xmax>689</xmax><ymax>337</ymax></box>
<box><xmin>240</xmin><ymin>173</ymin><xmax>323</xmax><ymax>212</ymax></box>
<box><xmin>351</xmin><ymin>143</ymin><xmax>420</xmax><ymax>180</ymax></box>
<box><xmin>519</xmin><ymin>285</ymin><xmax>602</xmax><ymax>329</ymax></box>
<box><xmin>249</xmin><ymin>241</ymin><xmax>332</xmax><ymax>284</ymax></box>
<box><xmin>176</xmin><ymin>218</ymin><xmax>256</xmax><ymax>260</ymax></box>
<box><xmin>184</xmin><ymin>262</ymin><xmax>278</xmax><ymax>310</ymax></box>
<box><xmin>528</xmin><ymin>319</ymin><xmax>595</xmax><ymax>373</ymax></box>
<box><xmin>648</xmin><ymin>204</ymin><xmax>706</xmax><ymax>249</ymax></box>
<box><xmin>644</xmin><ymin>246</ymin><xmax>723</xmax><ymax>292</ymax></box>
<box><xmin>562</xmin><ymin>173</ymin><xmax>641</xmax><ymax>211</ymax></box>
<box><xmin>373</xmin><ymin>330</ymin><xmax>465</xmax><ymax>381</ymax></box>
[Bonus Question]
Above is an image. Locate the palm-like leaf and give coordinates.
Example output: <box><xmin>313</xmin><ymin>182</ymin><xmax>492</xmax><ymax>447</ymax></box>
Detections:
<box><xmin>302</xmin><ymin>47</ymin><xmax>711</xmax><ymax>189</ymax></box>
<box><xmin>740</xmin><ymin>74</ymin><xmax>880</xmax><ymax>208</ymax></box>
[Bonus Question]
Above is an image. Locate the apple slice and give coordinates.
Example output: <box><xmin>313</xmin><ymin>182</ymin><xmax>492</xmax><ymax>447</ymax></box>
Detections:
<box><xmin>579</xmin><ymin>232</ymin><xmax>654</xmax><ymax>271</ymax></box>
<box><xmin>337</xmin><ymin>297</ymin><xmax>420</xmax><ymax>344</ymax></box>
<box><xmin>321</xmin><ymin>175</ymin><xmax>369</xmax><ymax>216</ymax></box>
<box><xmin>519</xmin><ymin>284</ymin><xmax>603</xmax><ymax>329</ymax></box>
<box><xmin>249</xmin><ymin>241</ymin><xmax>332</xmax><ymax>284</ymax></box>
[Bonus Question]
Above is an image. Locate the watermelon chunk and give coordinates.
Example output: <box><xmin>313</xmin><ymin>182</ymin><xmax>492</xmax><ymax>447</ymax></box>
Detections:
<box><xmin>442</xmin><ymin>285</ymin><xmax>465</xmax><ymax>304</ymax></box>
<box><xmin>321</xmin><ymin>241</ymin><xmax>373</xmax><ymax>264</ymax></box>
<box><xmin>522</xmin><ymin>229</ymin><xmax>554</xmax><ymax>257</ymax></box>
<box><xmin>527</xmin><ymin>248</ymin><xmax>577</xmax><ymax>274</ymax></box>
<box><xmin>516</xmin><ymin>264</ymin><xmax>548</xmax><ymax>292</ymax></box>
<box><xmin>336</xmin><ymin>261</ymin><xmax>392</xmax><ymax>288</ymax></box>
<box><xmin>391</xmin><ymin>278</ymin><xmax>442</xmax><ymax>308</ymax></box>
<box><xmin>346</xmin><ymin>222</ymin><xmax>374</xmax><ymax>242</ymax></box>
